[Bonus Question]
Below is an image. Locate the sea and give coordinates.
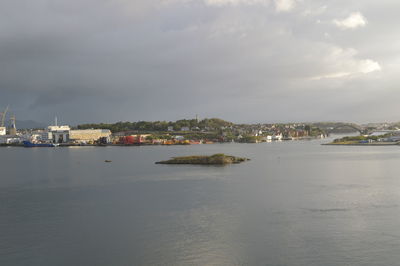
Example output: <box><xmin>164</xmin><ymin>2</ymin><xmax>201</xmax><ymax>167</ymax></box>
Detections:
<box><xmin>1</xmin><ymin>136</ymin><xmax>400</xmax><ymax>266</ymax></box>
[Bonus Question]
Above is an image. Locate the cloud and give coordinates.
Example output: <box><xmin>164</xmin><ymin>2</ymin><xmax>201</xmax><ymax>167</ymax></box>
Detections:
<box><xmin>274</xmin><ymin>0</ymin><xmax>296</xmax><ymax>12</ymax></box>
<box><xmin>333</xmin><ymin>12</ymin><xmax>367</xmax><ymax>29</ymax></box>
<box><xmin>1</xmin><ymin>0</ymin><xmax>399</xmax><ymax>124</ymax></box>
<box><xmin>302</xmin><ymin>5</ymin><xmax>327</xmax><ymax>17</ymax></box>
<box><xmin>203</xmin><ymin>0</ymin><xmax>298</xmax><ymax>13</ymax></box>
<box><xmin>358</xmin><ymin>59</ymin><xmax>381</xmax><ymax>74</ymax></box>
<box><xmin>311</xmin><ymin>48</ymin><xmax>381</xmax><ymax>80</ymax></box>
<box><xmin>204</xmin><ymin>0</ymin><xmax>270</xmax><ymax>6</ymax></box>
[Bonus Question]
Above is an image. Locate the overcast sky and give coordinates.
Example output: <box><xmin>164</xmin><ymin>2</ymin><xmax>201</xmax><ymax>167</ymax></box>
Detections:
<box><xmin>1</xmin><ymin>0</ymin><xmax>399</xmax><ymax>124</ymax></box>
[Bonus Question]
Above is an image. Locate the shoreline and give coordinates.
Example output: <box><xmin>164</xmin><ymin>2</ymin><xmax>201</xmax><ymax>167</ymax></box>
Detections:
<box><xmin>322</xmin><ymin>143</ymin><xmax>399</xmax><ymax>146</ymax></box>
<box><xmin>0</xmin><ymin>138</ymin><xmax>327</xmax><ymax>148</ymax></box>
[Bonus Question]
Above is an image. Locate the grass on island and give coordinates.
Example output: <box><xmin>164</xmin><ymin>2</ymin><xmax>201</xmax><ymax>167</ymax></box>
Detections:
<box><xmin>156</xmin><ymin>153</ymin><xmax>249</xmax><ymax>165</ymax></box>
<box><xmin>326</xmin><ymin>133</ymin><xmax>400</xmax><ymax>145</ymax></box>
<box><xmin>328</xmin><ymin>141</ymin><xmax>361</xmax><ymax>145</ymax></box>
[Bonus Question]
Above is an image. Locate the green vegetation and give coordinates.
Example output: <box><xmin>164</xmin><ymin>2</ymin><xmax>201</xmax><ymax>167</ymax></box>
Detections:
<box><xmin>332</xmin><ymin>134</ymin><xmax>391</xmax><ymax>144</ymax></box>
<box><xmin>76</xmin><ymin>118</ymin><xmax>328</xmax><ymax>143</ymax></box>
<box><xmin>335</xmin><ymin>136</ymin><xmax>378</xmax><ymax>142</ymax></box>
<box><xmin>182</xmin><ymin>132</ymin><xmax>221</xmax><ymax>140</ymax></box>
<box><xmin>155</xmin><ymin>153</ymin><xmax>249</xmax><ymax>165</ymax></box>
<box><xmin>308</xmin><ymin>126</ymin><xmax>326</xmax><ymax>137</ymax></box>
<box><xmin>77</xmin><ymin>118</ymin><xmax>233</xmax><ymax>133</ymax></box>
<box><xmin>238</xmin><ymin>135</ymin><xmax>263</xmax><ymax>143</ymax></box>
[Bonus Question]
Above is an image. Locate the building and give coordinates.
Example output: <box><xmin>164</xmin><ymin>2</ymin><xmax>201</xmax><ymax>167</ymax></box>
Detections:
<box><xmin>70</xmin><ymin>129</ymin><xmax>112</xmax><ymax>143</ymax></box>
<box><xmin>0</xmin><ymin>135</ymin><xmax>21</xmax><ymax>144</ymax></box>
<box><xmin>0</xmin><ymin>127</ymin><xmax>5</xmax><ymax>136</ymax></box>
<box><xmin>263</xmin><ymin>135</ymin><xmax>273</xmax><ymax>141</ymax></box>
<box><xmin>272</xmin><ymin>133</ymin><xmax>283</xmax><ymax>141</ymax></box>
<box><xmin>45</xmin><ymin>125</ymin><xmax>71</xmax><ymax>143</ymax></box>
<box><xmin>29</xmin><ymin>132</ymin><xmax>45</xmax><ymax>143</ymax></box>
<box><xmin>118</xmin><ymin>134</ymin><xmax>150</xmax><ymax>144</ymax></box>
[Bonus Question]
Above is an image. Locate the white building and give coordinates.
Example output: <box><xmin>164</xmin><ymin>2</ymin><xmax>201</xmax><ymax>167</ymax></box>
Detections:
<box><xmin>263</xmin><ymin>135</ymin><xmax>273</xmax><ymax>141</ymax></box>
<box><xmin>45</xmin><ymin>125</ymin><xmax>71</xmax><ymax>143</ymax></box>
<box><xmin>272</xmin><ymin>133</ymin><xmax>283</xmax><ymax>141</ymax></box>
<box><xmin>0</xmin><ymin>135</ymin><xmax>21</xmax><ymax>144</ymax></box>
<box><xmin>0</xmin><ymin>127</ymin><xmax>6</xmax><ymax>136</ymax></box>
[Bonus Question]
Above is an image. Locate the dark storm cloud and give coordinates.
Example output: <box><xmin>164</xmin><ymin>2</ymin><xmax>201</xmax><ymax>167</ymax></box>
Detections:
<box><xmin>0</xmin><ymin>0</ymin><xmax>398</xmax><ymax>124</ymax></box>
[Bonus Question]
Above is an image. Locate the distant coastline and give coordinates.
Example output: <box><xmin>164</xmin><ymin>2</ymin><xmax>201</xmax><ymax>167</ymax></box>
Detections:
<box><xmin>322</xmin><ymin>142</ymin><xmax>399</xmax><ymax>146</ymax></box>
<box><xmin>324</xmin><ymin>133</ymin><xmax>400</xmax><ymax>146</ymax></box>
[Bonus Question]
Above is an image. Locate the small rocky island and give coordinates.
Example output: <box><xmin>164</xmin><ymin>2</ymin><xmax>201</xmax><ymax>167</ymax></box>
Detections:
<box><xmin>156</xmin><ymin>153</ymin><xmax>249</xmax><ymax>165</ymax></box>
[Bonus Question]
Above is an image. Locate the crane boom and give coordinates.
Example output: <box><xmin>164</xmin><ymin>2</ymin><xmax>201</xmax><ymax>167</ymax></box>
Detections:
<box><xmin>1</xmin><ymin>105</ymin><xmax>9</xmax><ymax>127</ymax></box>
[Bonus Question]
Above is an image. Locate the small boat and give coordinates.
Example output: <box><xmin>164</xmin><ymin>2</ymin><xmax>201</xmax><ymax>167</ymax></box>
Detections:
<box><xmin>104</xmin><ymin>160</ymin><xmax>112</xmax><ymax>163</ymax></box>
<box><xmin>23</xmin><ymin>141</ymin><xmax>57</xmax><ymax>147</ymax></box>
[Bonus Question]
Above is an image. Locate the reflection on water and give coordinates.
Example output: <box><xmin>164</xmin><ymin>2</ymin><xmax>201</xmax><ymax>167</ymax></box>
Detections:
<box><xmin>1</xmin><ymin>139</ymin><xmax>400</xmax><ymax>265</ymax></box>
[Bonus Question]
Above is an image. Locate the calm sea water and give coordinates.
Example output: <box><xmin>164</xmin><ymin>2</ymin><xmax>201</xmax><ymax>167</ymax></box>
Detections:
<box><xmin>1</xmin><ymin>138</ymin><xmax>400</xmax><ymax>265</ymax></box>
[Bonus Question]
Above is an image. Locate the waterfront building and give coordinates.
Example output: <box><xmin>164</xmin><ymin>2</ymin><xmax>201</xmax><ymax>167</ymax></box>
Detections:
<box><xmin>118</xmin><ymin>134</ymin><xmax>149</xmax><ymax>144</ymax></box>
<box><xmin>263</xmin><ymin>135</ymin><xmax>273</xmax><ymax>141</ymax></box>
<box><xmin>0</xmin><ymin>135</ymin><xmax>21</xmax><ymax>144</ymax></box>
<box><xmin>0</xmin><ymin>127</ymin><xmax>5</xmax><ymax>136</ymax></box>
<box><xmin>45</xmin><ymin>125</ymin><xmax>71</xmax><ymax>143</ymax></box>
<box><xmin>70</xmin><ymin>129</ymin><xmax>112</xmax><ymax>143</ymax></box>
<box><xmin>272</xmin><ymin>133</ymin><xmax>283</xmax><ymax>141</ymax></box>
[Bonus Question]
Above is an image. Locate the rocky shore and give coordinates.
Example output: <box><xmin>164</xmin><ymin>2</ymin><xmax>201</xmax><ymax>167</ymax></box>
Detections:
<box><xmin>155</xmin><ymin>153</ymin><xmax>249</xmax><ymax>165</ymax></box>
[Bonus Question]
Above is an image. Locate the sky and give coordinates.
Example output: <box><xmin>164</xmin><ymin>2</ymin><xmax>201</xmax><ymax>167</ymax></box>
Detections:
<box><xmin>0</xmin><ymin>0</ymin><xmax>399</xmax><ymax>124</ymax></box>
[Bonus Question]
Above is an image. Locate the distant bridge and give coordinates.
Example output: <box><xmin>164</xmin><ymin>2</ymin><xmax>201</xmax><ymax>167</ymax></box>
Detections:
<box><xmin>330</xmin><ymin>124</ymin><xmax>366</xmax><ymax>134</ymax></box>
<box><xmin>369</xmin><ymin>130</ymin><xmax>400</xmax><ymax>135</ymax></box>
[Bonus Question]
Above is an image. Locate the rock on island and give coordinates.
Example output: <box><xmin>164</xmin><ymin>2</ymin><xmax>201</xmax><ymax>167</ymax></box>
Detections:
<box><xmin>155</xmin><ymin>153</ymin><xmax>249</xmax><ymax>165</ymax></box>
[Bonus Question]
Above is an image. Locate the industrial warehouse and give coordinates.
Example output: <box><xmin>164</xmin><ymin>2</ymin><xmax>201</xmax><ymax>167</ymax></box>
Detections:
<box><xmin>0</xmin><ymin>121</ymin><xmax>113</xmax><ymax>147</ymax></box>
<box><xmin>0</xmin><ymin>106</ymin><xmax>112</xmax><ymax>146</ymax></box>
<box><xmin>0</xmin><ymin>114</ymin><xmax>205</xmax><ymax>147</ymax></box>
<box><xmin>0</xmin><ymin>108</ymin><xmax>201</xmax><ymax>147</ymax></box>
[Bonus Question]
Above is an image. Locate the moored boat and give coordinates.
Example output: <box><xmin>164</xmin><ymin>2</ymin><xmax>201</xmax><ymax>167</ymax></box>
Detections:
<box><xmin>23</xmin><ymin>141</ymin><xmax>58</xmax><ymax>147</ymax></box>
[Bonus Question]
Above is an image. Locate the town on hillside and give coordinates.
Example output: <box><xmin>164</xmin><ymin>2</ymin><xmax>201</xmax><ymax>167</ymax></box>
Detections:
<box><xmin>3</xmin><ymin>107</ymin><xmax>400</xmax><ymax>147</ymax></box>
<box><xmin>1</xmin><ymin>113</ymin><xmax>329</xmax><ymax>146</ymax></box>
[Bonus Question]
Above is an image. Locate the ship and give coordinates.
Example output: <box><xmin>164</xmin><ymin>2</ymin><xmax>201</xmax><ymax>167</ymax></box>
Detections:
<box><xmin>23</xmin><ymin>141</ymin><xmax>58</xmax><ymax>147</ymax></box>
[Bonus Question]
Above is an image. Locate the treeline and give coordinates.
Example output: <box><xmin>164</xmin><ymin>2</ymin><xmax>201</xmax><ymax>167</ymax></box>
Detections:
<box><xmin>306</xmin><ymin>126</ymin><xmax>326</xmax><ymax>137</ymax></box>
<box><xmin>77</xmin><ymin>118</ymin><xmax>234</xmax><ymax>133</ymax></box>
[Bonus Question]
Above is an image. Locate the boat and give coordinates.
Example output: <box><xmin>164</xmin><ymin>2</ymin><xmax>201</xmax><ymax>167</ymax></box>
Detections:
<box><xmin>23</xmin><ymin>141</ymin><xmax>58</xmax><ymax>147</ymax></box>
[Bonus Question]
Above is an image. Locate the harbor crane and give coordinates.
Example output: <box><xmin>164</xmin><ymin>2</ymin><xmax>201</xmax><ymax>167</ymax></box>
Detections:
<box><xmin>0</xmin><ymin>105</ymin><xmax>9</xmax><ymax>127</ymax></box>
